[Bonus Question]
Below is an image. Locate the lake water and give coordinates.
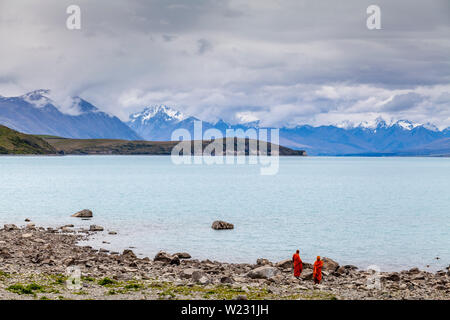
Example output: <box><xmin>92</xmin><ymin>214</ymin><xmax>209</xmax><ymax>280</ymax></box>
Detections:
<box><xmin>0</xmin><ymin>156</ymin><xmax>449</xmax><ymax>272</ymax></box>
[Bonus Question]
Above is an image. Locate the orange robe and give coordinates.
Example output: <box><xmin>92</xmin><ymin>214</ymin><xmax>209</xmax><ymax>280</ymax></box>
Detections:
<box><xmin>292</xmin><ymin>253</ymin><xmax>303</xmax><ymax>277</ymax></box>
<box><xmin>313</xmin><ymin>259</ymin><xmax>324</xmax><ymax>283</ymax></box>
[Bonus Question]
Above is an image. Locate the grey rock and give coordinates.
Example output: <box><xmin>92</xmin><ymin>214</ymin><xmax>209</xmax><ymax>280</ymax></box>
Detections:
<box><xmin>385</xmin><ymin>273</ymin><xmax>401</xmax><ymax>282</ymax></box>
<box><xmin>3</xmin><ymin>224</ymin><xmax>18</xmax><ymax>231</ymax></box>
<box><xmin>180</xmin><ymin>268</ymin><xmax>200</xmax><ymax>279</ymax></box>
<box><xmin>247</xmin><ymin>266</ymin><xmax>281</xmax><ymax>279</ymax></box>
<box><xmin>302</xmin><ymin>271</ymin><xmax>313</xmax><ymax>280</ymax></box>
<box><xmin>174</xmin><ymin>252</ymin><xmax>192</xmax><ymax>259</ymax></box>
<box><xmin>275</xmin><ymin>259</ymin><xmax>292</xmax><ymax>269</ymax></box>
<box><xmin>89</xmin><ymin>225</ymin><xmax>104</xmax><ymax>232</ymax></box>
<box><xmin>192</xmin><ymin>270</ymin><xmax>210</xmax><ymax>285</ymax></box>
<box><xmin>122</xmin><ymin>249</ymin><xmax>137</xmax><ymax>259</ymax></box>
<box><xmin>257</xmin><ymin>258</ymin><xmax>271</xmax><ymax>266</ymax></box>
<box><xmin>211</xmin><ymin>220</ymin><xmax>234</xmax><ymax>230</ymax></box>
<box><xmin>220</xmin><ymin>276</ymin><xmax>234</xmax><ymax>284</ymax></box>
<box><xmin>72</xmin><ymin>209</ymin><xmax>93</xmax><ymax>218</ymax></box>
<box><xmin>322</xmin><ymin>257</ymin><xmax>340</xmax><ymax>272</ymax></box>
<box><xmin>154</xmin><ymin>251</ymin><xmax>179</xmax><ymax>265</ymax></box>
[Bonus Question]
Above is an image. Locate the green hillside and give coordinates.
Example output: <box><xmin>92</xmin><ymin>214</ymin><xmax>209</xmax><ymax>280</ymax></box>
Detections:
<box><xmin>0</xmin><ymin>125</ymin><xmax>57</xmax><ymax>154</ymax></box>
<box><xmin>43</xmin><ymin>136</ymin><xmax>306</xmax><ymax>156</ymax></box>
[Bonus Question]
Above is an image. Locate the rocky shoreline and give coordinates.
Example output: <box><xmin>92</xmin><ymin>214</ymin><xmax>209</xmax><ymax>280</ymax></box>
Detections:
<box><xmin>0</xmin><ymin>223</ymin><xmax>448</xmax><ymax>300</ymax></box>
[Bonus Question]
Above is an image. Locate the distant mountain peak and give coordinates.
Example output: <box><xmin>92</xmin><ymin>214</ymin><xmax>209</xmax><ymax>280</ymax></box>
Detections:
<box><xmin>71</xmin><ymin>97</ymin><xmax>99</xmax><ymax>114</ymax></box>
<box><xmin>335</xmin><ymin>117</ymin><xmax>440</xmax><ymax>132</ymax></box>
<box><xmin>129</xmin><ymin>105</ymin><xmax>185</xmax><ymax>123</ymax></box>
<box><xmin>21</xmin><ymin>89</ymin><xmax>52</xmax><ymax>108</ymax></box>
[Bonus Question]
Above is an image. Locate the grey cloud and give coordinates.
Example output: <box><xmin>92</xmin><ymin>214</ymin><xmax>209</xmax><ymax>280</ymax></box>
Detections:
<box><xmin>383</xmin><ymin>93</ymin><xmax>424</xmax><ymax>112</ymax></box>
<box><xmin>197</xmin><ymin>39</ymin><xmax>212</xmax><ymax>55</ymax></box>
<box><xmin>0</xmin><ymin>0</ymin><xmax>449</xmax><ymax>127</ymax></box>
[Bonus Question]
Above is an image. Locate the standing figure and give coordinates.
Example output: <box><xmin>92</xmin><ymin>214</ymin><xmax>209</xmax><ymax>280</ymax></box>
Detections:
<box><xmin>292</xmin><ymin>249</ymin><xmax>303</xmax><ymax>278</ymax></box>
<box><xmin>313</xmin><ymin>256</ymin><xmax>324</xmax><ymax>284</ymax></box>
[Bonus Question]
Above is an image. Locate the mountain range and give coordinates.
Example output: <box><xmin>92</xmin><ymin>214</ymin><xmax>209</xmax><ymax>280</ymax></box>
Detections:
<box><xmin>128</xmin><ymin>105</ymin><xmax>450</xmax><ymax>156</ymax></box>
<box><xmin>1</xmin><ymin>90</ymin><xmax>449</xmax><ymax>156</ymax></box>
<box><xmin>0</xmin><ymin>90</ymin><xmax>139</xmax><ymax>140</ymax></box>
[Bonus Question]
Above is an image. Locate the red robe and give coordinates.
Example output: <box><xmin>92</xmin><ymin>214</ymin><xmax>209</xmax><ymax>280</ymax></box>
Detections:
<box><xmin>292</xmin><ymin>253</ymin><xmax>303</xmax><ymax>277</ymax></box>
<box><xmin>313</xmin><ymin>259</ymin><xmax>324</xmax><ymax>283</ymax></box>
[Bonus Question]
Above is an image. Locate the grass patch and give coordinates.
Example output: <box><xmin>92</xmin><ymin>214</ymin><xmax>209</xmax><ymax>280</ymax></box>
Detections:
<box><xmin>7</xmin><ymin>283</ymin><xmax>46</xmax><ymax>295</ymax></box>
<box><xmin>98</xmin><ymin>277</ymin><xmax>117</xmax><ymax>286</ymax></box>
<box><xmin>82</xmin><ymin>276</ymin><xmax>95</xmax><ymax>282</ymax></box>
<box><xmin>0</xmin><ymin>270</ymin><xmax>11</xmax><ymax>279</ymax></box>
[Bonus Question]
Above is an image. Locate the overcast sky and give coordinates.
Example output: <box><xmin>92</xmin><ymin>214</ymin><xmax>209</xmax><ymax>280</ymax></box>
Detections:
<box><xmin>1</xmin><ymin>0</ymin><xmax>449</xmax><ymax>128</ymax></box>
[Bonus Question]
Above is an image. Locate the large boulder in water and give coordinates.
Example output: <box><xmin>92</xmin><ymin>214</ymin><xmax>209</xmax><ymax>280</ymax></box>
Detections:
<box><xmin>211</xmin><ymin>220</ymin><xmax>234</xmax><ymax>230</ymax></box>
<box><xmin>71</xmin><ymin>209</ymin><xmax>93</xmax><ymax>218</ymax></box>
<box><xmin>247</xmin><ymin>266</ymin><xmax>281</xmax><ymax>279</ymax></box>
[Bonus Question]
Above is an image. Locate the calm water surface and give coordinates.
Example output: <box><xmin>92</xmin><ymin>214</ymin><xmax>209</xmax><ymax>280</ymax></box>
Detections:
<box><xmin>0</xmin><ymin>156</ymin><xmax>448</xmax><ymax>271</ymax></box>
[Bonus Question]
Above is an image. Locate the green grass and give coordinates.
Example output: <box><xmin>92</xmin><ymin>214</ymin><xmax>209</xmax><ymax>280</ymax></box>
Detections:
<box><xmin>98</xmin><ymin>277</ymin><xmax>117</xmax><ymax>286</ymax></box>
<box><xmin>0</xmin><ymin>125</ymin><xmax>56</xmax><ymax>154</ymax></box>
<box><xmin>0</xmin><ymin>270</ymin><xmax>11</xmax><ymax>279</ymax></box>
<box><xmin>7</xmin><ymin>283</ymin><xmax>46</xmax><ymax>295</ymax></box>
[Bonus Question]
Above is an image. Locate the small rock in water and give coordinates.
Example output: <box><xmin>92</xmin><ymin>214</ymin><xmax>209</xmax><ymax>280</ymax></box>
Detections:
<box><xmin>24</xmin><ymin>218</ymin><xmax>31</xmax><ymax>222</ymax></box>
<box><xmin>108</xmin><ymin>231</ymin><xmax>117</xmax><ymax>235</ymax></box>
<box><xmin>89</xmin><ymin>225</ymin><xmax>104</xmax><ymax>232</ymax></box>
<box><xmin>211</xmin><ymin>220</ymin><xmax>234</xmax><ymax>230</ymax></box>
<box><xmin>71</xmin><ymin>209</ymin><xmax>93</xmax><ymax>218</ymax></box>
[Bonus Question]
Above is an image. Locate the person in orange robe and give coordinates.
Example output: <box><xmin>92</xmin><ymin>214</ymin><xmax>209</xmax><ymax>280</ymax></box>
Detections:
<box><xmin>313</xmin><ymin>256</ymin><xmax>324</xmax><ymax>284</ymax></box>
<box><xmin>292</xmin><ymin>250</ymin><xmax>303</xmax><ymax>278</ymax></box>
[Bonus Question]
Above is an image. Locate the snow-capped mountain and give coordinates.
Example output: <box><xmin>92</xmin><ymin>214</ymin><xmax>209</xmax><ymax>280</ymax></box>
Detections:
<box><xmin>337</xmin><ymin>117</ymin><xmax>438</xmax><ymax>132</ymax></box>
<box><xmin>0</xmin><ymin>90</ymin><xmax>140</xmax><ymax>140</ymax></box>
<box><xmin>126</xmin><ymin>105</ymin><xmax>450</xmax><ymax>155</ymax></box>
<box><xmin>2</xmin><ymin>92</ymin><xmax>449</xmax><ymax>156</ymax></box>
<box><xmin>129</xmin><ymin>105</ymin><xmax>185</xmax><ymax>124</ymax></box>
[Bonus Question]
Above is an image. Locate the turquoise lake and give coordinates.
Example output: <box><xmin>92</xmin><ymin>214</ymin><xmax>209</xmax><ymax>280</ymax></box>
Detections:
<box><xmin>0</xmin><ymin>156</ymin><xmax>449</xmax><ymax>272</ymax></box>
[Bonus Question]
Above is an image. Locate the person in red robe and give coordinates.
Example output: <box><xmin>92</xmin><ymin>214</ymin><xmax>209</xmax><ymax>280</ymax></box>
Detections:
<box><xmin>292</xmin><ymin>250</ymin><xmax>303</xmax><ymax>278</ymax></box>
<box><xmin>313</xmin><ymin>256</ymin><xmax>324</xmax><ymax>284</ymax></box>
